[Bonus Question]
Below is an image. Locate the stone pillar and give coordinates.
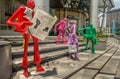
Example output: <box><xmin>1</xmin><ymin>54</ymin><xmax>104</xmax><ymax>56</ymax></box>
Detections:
<box><xmin>34</xmin><ymin>0</ymin><xmax>49</xmax><ymax>13</ymax></box>
<box><xmin>44</xmin><ymin>0</ymin><xmax>49</xmax><ymax>13</ymax></box>
<box><xmin>0</xmin><ymin>41</ymin><xmax>12</xmax><ymax>79</ymax></box>
<box><xmin>101</xmin><ymin>8</ymin><xmax>108</xmax><ymax>33</ymax></box>
<box><xmin>0</xmin><ymin>0</ymin><xmax>5</xmax><ymax>24</ymax></box>
<box><xmin>89</xmin><ymin>0</ymin><xmax>99</xmax><ymax>29</ymax></box>
<box><xmin>100</xmin><ymin>0</ymin><xmax>108</xmax><ymax>33</ymax></box>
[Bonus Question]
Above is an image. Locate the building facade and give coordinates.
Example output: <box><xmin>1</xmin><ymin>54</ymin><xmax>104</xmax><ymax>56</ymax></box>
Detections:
<box><xmin>0</xmin><ymin>0</ymin><xmax>115</xmax><ymax>35</ymax></box>
<box><xmin>107</xmin><ymin>9</ymin><xmax>120</xmax><ymax>34</ymax></box>
<box><xmin>0</xmin><ymin>0</ymin><xmax>49</xmax><ymax>29</ymax></box>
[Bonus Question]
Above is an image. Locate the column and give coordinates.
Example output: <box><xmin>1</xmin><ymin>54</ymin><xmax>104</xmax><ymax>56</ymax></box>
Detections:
<box><xmin>89</xmin><ymin>0</ymin><xmax>99</xmax><ymax>29</ymax></box>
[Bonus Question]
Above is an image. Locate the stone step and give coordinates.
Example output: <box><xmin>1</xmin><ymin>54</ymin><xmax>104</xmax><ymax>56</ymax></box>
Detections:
<box><xmin>12</xmin><ymin>41</ymin><xmax>112</xmax><ymax>72</ymax></box>
<box><xmin>11</xmin><ymin>39</ymin><xmax>84</xmax><ymax>47</ymax></box>
<box><xmin>10</xmin><ymin>38</ymin><xmax>112</xmax><ymax>79</ymax></box>
<box><xmin>12</xmin><ymin>39</ymin><xmax>111</xmax><ymax>71</ymax></box>
<box><xmin>11</xmin><ymin>50</ymin><xmax>102</xmax><ymax>79</ymax></box>
<box><xmin>0</xmin><ymin>35</ymin><xmax>83</xmax><ymax>41</ymax></box>
<box><xmin>12</xmin><ymin>46</ymin><xmax>86</xmax><ymax>72</ymax></box>
<box><xmin>0</xmin><ymin>30</ymin><xmax>21</xmax><ymax>36</ymax></box>
<box><xmin>11</xmin><ymin>38</ymin><xmax>118</xmax><ymax>79</ymax></box>
<box><xmin>12</xmin><ymin>43</ymin><xmax>85</xmax><ymax>58</ymax></box>
<box><xmin>13</xmin><ymin>45</ymin><xmax>85</xmax><ymax>64</ymax></box>
<box><xmin>11</xmin><ymin>38</ymin><xmax>111</xmax><ymax>57</ymax></box>
<box><xmin>11</xmin><ymin>40</ymin><xmax>64</xmax><ymax>47</ymax></box>
<box><xmin>11</xmin><ymin>40</ymin><xmax>113</xmax><ymax>79</ymax></box>
<box><xmin>0</xmin><ymin>35</ymin><xmax>83</xmax><ymax>44</ymax></box>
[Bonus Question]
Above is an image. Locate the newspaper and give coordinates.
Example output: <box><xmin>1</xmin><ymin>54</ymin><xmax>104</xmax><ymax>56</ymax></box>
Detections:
<box><xmin>28</xmin><ymin>8</ymin><xmax>57</xmax><ymax>40</ymax></box>
<box><xmin>68</xmin><ymin>45</ymin><xmax>77</xmax><ymax>53</ymax></box>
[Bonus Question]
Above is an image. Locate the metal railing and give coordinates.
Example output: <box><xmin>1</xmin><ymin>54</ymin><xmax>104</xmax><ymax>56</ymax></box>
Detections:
<box><xmin>0</xmin><ymin>24</ymin><xmax>13</xmax><ymax>30</ymax></box>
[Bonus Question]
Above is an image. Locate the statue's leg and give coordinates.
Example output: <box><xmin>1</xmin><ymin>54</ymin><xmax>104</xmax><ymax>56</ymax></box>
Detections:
<box><xmin>21</xmin><ymin>34</ymin><xmax>30</xmax><ymax>78</ymax></box>
<box><xmin>68</xmin><ymin>44</ymin><xmax>74</xmax><ymax>59</ymax></box>
<box><xmin>61</xmin><ymin>30</ymin><xmax>66</xmax><ymax>44</ymax></box>
<box><xmin>75</xmin><ymin>39</ymin><xmax>79</xmax><ymax>53</ymax></box>
<box><xmin>84</xmin><ymin>39</ymin><xmax>89</xmax><ymax>53</ymax></box>
<box><xmin>91</xmin><ymin>39</ymin><xmax>95</xmax><ymax>54</ymax></box>
<box><xmin>32</xmin><ymin>35</ymin><xmax>45</xmax><ymax>72</ymax></box>
<box><xmin>74</xmin><ymin>39</ymin><xmax>80</xmax><ymax>61</ymax></box>
<box><xmin>56</xmin><ymin>31</ymin><xmax>61</xmax><ymax>44</ymax></box>
<box><xmin>69</xmin><ymin>52</ymin><xmax>73</xmax><ymax>59</ymax></box>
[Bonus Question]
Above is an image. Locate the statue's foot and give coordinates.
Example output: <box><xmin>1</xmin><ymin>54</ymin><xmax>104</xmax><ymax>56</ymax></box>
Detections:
<box><xmin>63</xmin><ymin>41</ymin><xmax>67</xmax><ymax>45</ymax></box>
<box><xmin>56</xmin><ymin>42</ymin><xmax>59</xmax><ymax>45</ymax></box>
<box><xmin>92</xmin><ymin>52</ymin><xmax>96</xmax><ymax>54</ymax></box>
<box><xmin>69</xmin><ymin>55</ymin><xmax>73</xmax><ymax>59</ymax></box>
<box><xmin>74</xmin><ymin>54</ymin><xmax>80</xmax><ymax>61</ymax></box>
<box><xmin>84</xmin><ymin>49</ymin><xmax>87</xmax><ymax>53</ymax></box>
<box><xmin>74</xmin><ymin>57</ymin><xmax>80</xmax><ymax>61</ymax></box>
<box><xmin>36</xmin><ymin>64</ymin><xmax>45</xmax><ymax>72</ymax></box>
<box><xmin>68</xmin><ymin>53</ymin><xmax>73</xmax><ymax>59</ymax></box>
<box><xmin>23</xmin><ymin>68</ymin><xmax>29</xmax><ymax>78</ymax></box>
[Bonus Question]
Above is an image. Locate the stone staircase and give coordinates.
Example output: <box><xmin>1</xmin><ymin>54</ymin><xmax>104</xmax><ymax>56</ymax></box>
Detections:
<box><xmin>1</xmin><ymin>32</ymin><xmax>119</xmax><ymax>79</ymax></box>
<box><xmin>2</xmin><ymin>36</ymin><xmax>85</xmax><ymax>79</ymax></box>
<box><xmin>10</xmin><ymin>37</ymin><xmax>120</xmax><ymax>79</ymax></box>
<box><xmin>10</xmin><ymin>38</ymin><xmax>114</xmax><ymax>79</ymax></box>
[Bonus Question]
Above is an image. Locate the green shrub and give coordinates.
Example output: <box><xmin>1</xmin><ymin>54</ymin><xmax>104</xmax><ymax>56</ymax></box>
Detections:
<box><xmin>97</xmin><ymin>32</ymin><xmax>108</xmax><ymax>37</ymax></box>
<box><xmin>116</xmin><ymin>30</ymin><xmax>120</xmax><ymax>35</ymax></box>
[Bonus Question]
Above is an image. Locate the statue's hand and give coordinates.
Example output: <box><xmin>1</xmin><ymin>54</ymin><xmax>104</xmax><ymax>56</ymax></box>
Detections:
<box><xmin>24</xmin><ymin>21</ymin><xmax>33</xmax><ymax>26</ymax></box>
<box><xmin>15</xmin><ymin>21</ymin><xmax>33</xmax><ymax>33</ymax></box>
<box><xmin>54</xmin><ymin>28</ymin><xmax>56</xmax><ymax>33</ymax></box>
<box><xmin>69</xmin><ymin>33</ymin><xmax>73</xmax><ymax>36</ymax></box>
<box><xmin>16</xmin><ymin>21</ymin><xmax>32</xmax><ymax>28</ymax></box>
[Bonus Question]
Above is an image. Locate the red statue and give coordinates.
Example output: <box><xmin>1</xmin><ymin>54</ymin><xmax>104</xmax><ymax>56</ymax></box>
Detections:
<box><xmin>54</xmin><ymin>18</ymin><xmax>67</xmax><ymax>44</ymax></box>
<box><xmin>6</xmin><ymin>0</ymin><xmax>45</xmax><ymax>78</ymax></box>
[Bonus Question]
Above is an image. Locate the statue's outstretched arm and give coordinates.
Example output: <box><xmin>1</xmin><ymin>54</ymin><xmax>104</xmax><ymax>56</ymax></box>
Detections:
<box><xmin>54</xmin><ymin>22</ymin><xmax>60</xmax><ymax>32</ymax></box>
<box><xmin>78</xmin><ymin>28</ymin><xmax>88</xmax><ymax>38</ymax></box>
<box><xmin>65</xmin><ymin>25</ymin><xmax>69</xmax><ymax>35</ymax></box>
<box><xmin>6</xmin><ymin>6</ymin><xmax>24</xmax><ymax>27</ymax></box>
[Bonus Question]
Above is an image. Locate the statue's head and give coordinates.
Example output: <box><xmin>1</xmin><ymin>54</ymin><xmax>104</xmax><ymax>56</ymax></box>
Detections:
<box><xmin>63</xmin><ymin>18</ymin><xmax>67</xmax><ymax>22</ymax></box>
<box><xmin>69</xmin><ymin>20</ymin><xmax>75</xmax><ymax>25</ymax></box>
<box><xmin>89</xmin><ymin>24</ymin><xmax>94</xmax><ymax>28</ymax></box>
<box><xmin>27</xmin><ymin>0</ymin><xmax>35</xmax><ymax>9</ymax></box>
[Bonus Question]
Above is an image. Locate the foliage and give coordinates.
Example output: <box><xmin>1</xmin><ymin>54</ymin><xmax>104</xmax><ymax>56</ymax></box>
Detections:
<box><xmin>61</xmin><ymin>0</ymin><xmax>80</xmax><ymax>8</ymax></box>
<box><xmin>96</xmin><ymin>32</ymin><xmax>108</xmax><ymax>42</ymax></box>
<box><xmin>116</xmin><ymin>30</ymin><xmax>120</xmax><ymax>35</ymax></box>
<box><xmin>61</xmin><ymin>0</ymin><xmax>89</xmax><ymax>11</ymax></box>
<box><xmin>78</xmin><ymin>0</ymin><xmax>89</xmax><ymax>11</ymax></box>
<box><xmin>97</xmin><ymin>32</ymin><xmax>108</xmax><ymax>37</ymax></box>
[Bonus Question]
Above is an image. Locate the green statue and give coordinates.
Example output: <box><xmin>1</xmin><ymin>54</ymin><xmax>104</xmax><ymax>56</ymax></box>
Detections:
<box><xmin>78</xmin><ymin>24</ymin><xmax>98</xmax><ymax>54</ymax></box>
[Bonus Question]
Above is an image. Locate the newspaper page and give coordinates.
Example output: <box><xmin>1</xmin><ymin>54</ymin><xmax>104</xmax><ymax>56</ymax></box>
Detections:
<box><xmin>28</xmin><ymin>8</ymin><xmax>57</xmax><ymax>40</ymax></box>
<box><xmin>68</xmin><ymin>45</ymin><xmax>77</xmax><ymax>53</ymax></box>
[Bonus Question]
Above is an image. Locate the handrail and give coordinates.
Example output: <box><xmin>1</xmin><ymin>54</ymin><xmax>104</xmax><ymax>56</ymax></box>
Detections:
<box><xmin>0</xmin><ymin>24</ymin><xmax>8</xmax><ymax>26</ymax></box>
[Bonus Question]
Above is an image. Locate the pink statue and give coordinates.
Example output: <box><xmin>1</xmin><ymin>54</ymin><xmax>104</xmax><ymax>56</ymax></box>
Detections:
<box><xmin>54</xmin><ymin>18</ymin><xmax>67</xmax><ymax>44</ymax></box>
<box><xmin>6</xmin><ymin>0</ymin><xmax>45</xmax><ymax>78</ymax></box>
